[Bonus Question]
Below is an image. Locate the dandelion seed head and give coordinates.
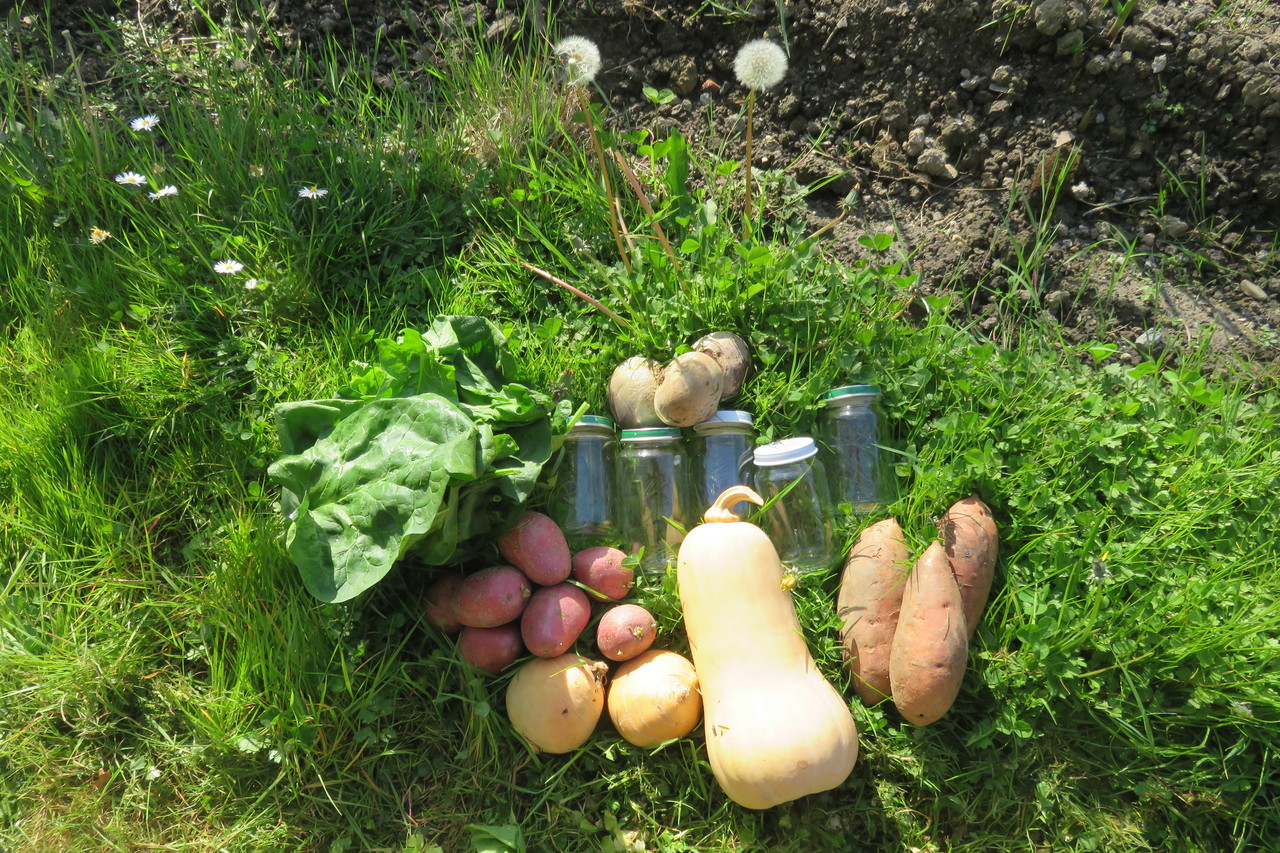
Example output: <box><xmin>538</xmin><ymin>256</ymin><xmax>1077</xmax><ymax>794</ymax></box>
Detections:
<box><xmin>130</xmin><ymin>114</ymin><xmax>160</xmax><ymax>132</ymax></box>
<box><xmin>213</xmin><ymin>260</ymin><xmax>244</xmax><ymax>275</ymax></box>
<box><xmin>244</xmin><ymin>278</ymin><xmax>260</xmax><ymax>290</ymax></box>
<box><xmin>114</xmin><ymin>171</ymin><xmax>148</xmax><ymax>187</ymax></box>
<box><xmin>148</xmin><ymin>185</ymin><xmax>178</xmax><ymax>200</ymax></box>
<box><xmin>554</xmin><ymin>36</ymin><xmax>601</xmax><ymax>87</ymax></box>
<box><xmin>89</xmin><ymin>227</ymin><xmax>111</xmax><ymax>245</ymax></box>
<box><xmin>298</xmin><ymin>186</ymin><xmax>329</xmax><ymax>199</ymax></box>
<box><xmin>734</xmin><ymin>39</ymin><xmax>788</xmax><ymax>92</ymax></box>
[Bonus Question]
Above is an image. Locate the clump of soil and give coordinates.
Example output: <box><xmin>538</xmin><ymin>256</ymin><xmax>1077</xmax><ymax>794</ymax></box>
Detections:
<box><xmin>38</xmin><ymin>0</ymin><xmax>1280</xmax><ymax>375</ymax></box>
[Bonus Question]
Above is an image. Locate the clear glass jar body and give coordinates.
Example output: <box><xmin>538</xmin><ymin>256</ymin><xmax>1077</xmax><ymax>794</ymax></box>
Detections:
<box><xmin>547</xmin><ymin>416</ymin><xmax>617</xmax><ymax>551</ymax></box>
<box><xmin>688</xmin><ymin>411</ymin><xmax>755</xmax><ymax>518</ymax></box>
<box><xmin>750</xmin><ymin>437</ymin><xmax>834</xmax><ymax>574</ymax></box>
<box><xmin>616</xmin><ymin>428</ymin><xmax>691</xmax><ymax>575</ymax></box>
<box><xmin>817</xmin><ymin>385</ymin><xmax>893</xmax><ymax>513</ymax></box>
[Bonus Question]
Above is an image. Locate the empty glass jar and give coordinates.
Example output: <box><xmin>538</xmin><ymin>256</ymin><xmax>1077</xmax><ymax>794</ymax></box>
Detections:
<box><xmin>616</xmin><ymin>427</ymin><xmax>692</xmax><ymax>574</ymax></box>
<box><xmin>817</xmin><ymin>384</ymin><xmax>893</xmax><ymax>513</ymax></box>
<box><xmin>547</xmin><ymin>414</ymin><xmax>618</xmax><ymax>551</ymax></box>
<box><xmin>750</xmin><ymin>437</ymin><xmax>834</xmax><ymax>574</ymax></box>
<box><xmin>688</xmin><ymin>410</ymin><xmax>755</xmax><ymax>518</ymax></box>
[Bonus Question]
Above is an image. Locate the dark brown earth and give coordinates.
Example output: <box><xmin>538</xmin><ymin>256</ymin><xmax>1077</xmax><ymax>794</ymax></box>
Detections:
<box><xmin>46</xmin><ymin>0</ymin><xmax>1280</xmax><ymax>378</ymax></box>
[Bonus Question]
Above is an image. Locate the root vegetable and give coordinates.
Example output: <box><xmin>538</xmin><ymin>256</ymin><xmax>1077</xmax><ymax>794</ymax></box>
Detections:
<box><xmin>608</xmin><ymin>357</ymin><xmax>664</xmax><ymax>428</ymax></box>
<box><xmin>938</xmin><ymin>494</ymin><xmax>998</xmax><ymax>638</ymax></box>
<box><xmin>457</xmin><ymin>623</ymin><xmax>524</xmax><ymax>674</ymax></box>
<box><xmin>505</xmin><ymin>653</ymin><xmax>609</xmax><ymax>754</ymax></box>
<box><xmin>654</xmin><ymin>352</ymin><xmax>724</xmax><ymax>428</ymax></box>
<box><xmin>693</xmin><ymin>331</ymin><xmax>750</xmax><ymax>400</ymax></box>
<box><xmin>520</xmin><ymin>583</ymin><xmax>592</xmax><ymax>658</ymax></box>
<box><xmin>451</xmin><ymin>565</ymin><xmax>533</xmax><ymax>628</ymax></box>
<box><xmin>422</xmin><ymin>574</ymin><xmax>465</xmax><ymax>634</ymax></box>
<box><xmin>837</xmin><ymin>518</ymin><xmax>909</xmax><ymax>705</ymax></box>
<box><xmin>596</xmin><ymin>603</ymin><xmax>658</xmax><ymax>661</ymax></box>
<box><xmin>498</xmin><ymin>511</ymin><xmax>572</xmax><ymax>586</ymax></box>
<box><xmin>606</xmin><ymin>649</ymin><xmax>701</xmax><ymax>746</ymax></box>
<box><xmin>571</xmin><ymin>546</ymin><xmax>633</xmax><ymax>601</ymax></box>
<box><xmin>889</xmin><ymin>541</ymin><xmax>968</xmax><ymax>726</ymax></box>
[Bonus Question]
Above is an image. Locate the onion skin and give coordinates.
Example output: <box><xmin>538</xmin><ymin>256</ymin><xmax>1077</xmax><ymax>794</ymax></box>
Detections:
<box><xmin>505</xmin><ymin>653</ymin><xmax>608</xmax><ymax>754</ymax></box>
<box><xmin>606</xmin><ymin>649</ymin><xmax>701</xmax><ymax>747</ymax></box>
<box><xmin>693</xmin><ymin>331</ymin><xmax>750</xmax><ymax>400</ymax></box>
<box><xmin>654</xmin><ymin>352</ymin><xmax>724</xmax><ymax>428</ymax></box>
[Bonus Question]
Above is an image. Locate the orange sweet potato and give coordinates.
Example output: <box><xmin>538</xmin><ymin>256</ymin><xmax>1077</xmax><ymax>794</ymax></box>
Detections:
<box><xmin>889</xmin><ymin>541</ymin><xmax>968</xmax><ymax>726</ymax></box>
<box><xmin>836</xmin><ymin>518</ymin><xmax>909</xmax><ymax>706</ymax></box>
<box><xmin>938</xmin><ymin>494</ymin><xmax>998</xmax><ymax>638</ymax></box>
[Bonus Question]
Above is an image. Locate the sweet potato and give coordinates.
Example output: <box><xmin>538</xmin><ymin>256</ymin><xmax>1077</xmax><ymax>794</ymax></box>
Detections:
<box><xmin>520</xmin><ymin>583</ymin><xmax>592</xmax><ymax>658</ymax></box>
<box><xmin>836</xmin><ymin>518</ymin><xmax>909</xmax><ymax>705</ymax></box>
<box><xmin>457</xmin><ymin>623</ymin><xmax>524</xmax><ymax>674</ymax></box>
<box><xmin>571</xmin><ymin>546</ymin><xmax>633</xmax><ymax>601</ymax></box>
<box><xmin>938</xmin><ymin>494</ymin><xmax>998</xmax><ymax>638</ymax></box>
<box><xmin>451</xmin><ymin>565</ymin><xmax>533</xmax><ymax>628</ymax></box>
<box><xmin>889</xmin><ymin>541</ymin><xmax>968</xmax><ymax>726</ymax></box>
<box><xmin>422</xmin><ymin>573</ymin><xmax>465</xmax><ymax>634</ymax></box>
<box><xmin>596</xmin><ymin>603</ymin><xmax>658</xmax><ymax>661</ymax></box>
<box><xmin>498</xmin><ymin>512</ymin><xmax>572</xmax><ymax>586</ymax></box>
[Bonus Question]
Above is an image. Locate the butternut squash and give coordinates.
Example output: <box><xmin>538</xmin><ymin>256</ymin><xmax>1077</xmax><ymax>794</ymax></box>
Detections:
<box><xmin>676</xmin><ymin>486</ymin><xmax>859</xmax><ymax>810</ymax></box>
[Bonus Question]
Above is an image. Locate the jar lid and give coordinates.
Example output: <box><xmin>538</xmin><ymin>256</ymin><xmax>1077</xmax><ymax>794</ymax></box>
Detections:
<box><xmin>753</xmin><ymin>436</ymin><xmax>818</xmax><ymax>466</ymax></box>
<box><xmin>571</xmin><ymin>414</ymin><xmax>615</xmax><ymax>430</ymax></box>
<box><xmin>822</xmin><ymin>384</ymin><xmax>881</xmax><ymax>403</ymax></box>
<box><xmin>620</xmin><ymin>427</ymin><xmax>683</xmax><ymax>441</ymax></box>
<box><xmin>691</xmin><ymin>410</ymin><xmax>754</xmax><ymax>433</ymax></box>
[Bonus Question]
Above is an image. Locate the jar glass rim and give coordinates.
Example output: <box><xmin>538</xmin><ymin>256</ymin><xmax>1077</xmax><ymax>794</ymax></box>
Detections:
<box><xmin>571</xmin><ymin>414</ymin><xmax>616</xmax><ymax>430</ymax></box>
<box><xmin>620</xmin><ymin>427</ymin><xmax>683</xmax><ymax>440</ymax></box>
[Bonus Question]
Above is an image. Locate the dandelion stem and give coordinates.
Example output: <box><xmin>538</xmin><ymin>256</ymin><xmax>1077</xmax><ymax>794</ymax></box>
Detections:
<box><xmin>743</xmin><ymin>90</ymin><xmax>756</xmax><ymax>230</ymax></box>
<box><xmin>577</xmin><ymin>89</ymin><xmax>631</xmax><ymax>272</ymax></box>
<box><xmin>517</xmin><ymin>260</ymin><xmax>630</xmax><ymax>330</ymax></box>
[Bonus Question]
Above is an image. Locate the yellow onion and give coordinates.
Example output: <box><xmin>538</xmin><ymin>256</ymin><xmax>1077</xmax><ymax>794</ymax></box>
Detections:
<box><xmin>506</xmin><ymin>653</ymin><xmax>608</xmax><ymax>753</ymax></box>
<box><xmin>606</xmin><ymin>649</ymin><xmax>701</xmax><ymax>747</ymax></box>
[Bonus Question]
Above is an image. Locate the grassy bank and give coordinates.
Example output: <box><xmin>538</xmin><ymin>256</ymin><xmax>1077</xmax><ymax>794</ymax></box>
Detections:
<box><xmin>2</xmin><ymin>6</ymin><xmax>1278</xmax><ymax>852</ymax></box>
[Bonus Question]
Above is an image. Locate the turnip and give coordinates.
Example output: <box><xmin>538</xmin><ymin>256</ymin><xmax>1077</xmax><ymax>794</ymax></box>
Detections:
<box><xmin>607</xmin><ymin>356</ymin><xmax>663</xmax><ymax>428</ymax></box>
<box><xmin>693</xmin><ymin>331</ymin><xmax>751</xmax><ymax>400</ymax></box>
<box><xmin>654</xmin><ymin>351</ymin><xmax>724</xmax><ymax>427</ymax></box>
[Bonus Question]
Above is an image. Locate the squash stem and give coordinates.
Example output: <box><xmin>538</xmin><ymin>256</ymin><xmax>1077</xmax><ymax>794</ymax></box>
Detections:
<box><xmin>703</xmin><ymin>485</ymin><xmax>764</xmax><ymax>523</ymax></box>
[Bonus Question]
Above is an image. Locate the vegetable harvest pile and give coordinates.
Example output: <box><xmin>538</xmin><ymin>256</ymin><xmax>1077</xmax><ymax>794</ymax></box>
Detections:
<box><xmin>269</xmin><ymin>316</ymin><xmax>1002</xmax><ymax>811</ymax></box>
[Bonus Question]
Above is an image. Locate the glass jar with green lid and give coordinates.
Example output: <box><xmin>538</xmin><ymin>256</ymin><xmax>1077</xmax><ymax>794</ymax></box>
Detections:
<box><xmin>616</xmin><ymin>427</ymin><xmax>692</xmax><ymax>574</ymax></box>
<box><xmin>688</xmin><ymin>410</ymin><xmax>756</xmax><ymax>517</ymax></box>
<box><xmin>816</xmin><ymin>384</ymin><xmax>893</xmax><ymax>513</ymax></box>
<box><xmin>547</xmin><ymin>414</ymin><xmax>618</xmax><ymax>551</ymax></box>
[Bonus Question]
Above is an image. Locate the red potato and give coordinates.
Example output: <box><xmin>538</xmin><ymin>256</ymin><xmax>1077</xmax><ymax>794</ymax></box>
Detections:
<box><xmin>498</xmin><ymin>512</ymin><xmax>572</xmax><ymax>586</ymax></box>
<box><xmin>596</xmin><ymin>604</ymin><xmax>658</xmax><ymax>661</ymax></box>
<box><xmin>836</xmin><ymin>518</ymin><xmax>910</xmax><ymax>705</ymax></box>
<box><xmin>422</xmin><ymin>574</ymin><xmax>465</xmax><ymax>634</ymax></box>
<box><xmin>451</xmin><ymin>565</ymin><xmax>533</xmax><ymax>628</ymax></box>
<box><xmin>889</xmin><ymin>542</ymin><xmax>969</xmax><ymax>726</ymax></box>
<box><xmin>571</xmin><ymin>546</ymin><xmax>634</xmax><ymax>601</ymax></box>
<box><xmin>457</xmin><ymin>623</ymin><xmax>524</xmax><ymax>674</ymax></box>
<box><xmin>938</xmin><ymin>494</ymin><xmax>999</xmax><ymax>638</ymax></box>
<box><xmin>520</xmin><ymin>583</ymin><xmax>593</xmax><ymax>658</ymax></box>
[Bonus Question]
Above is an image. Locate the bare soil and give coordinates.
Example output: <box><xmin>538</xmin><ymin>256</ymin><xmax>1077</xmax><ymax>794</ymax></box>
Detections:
<box><xmin>48</xmin><ymin>0</ymin><xmax>1280</xmax><ymax>377</ymax></box>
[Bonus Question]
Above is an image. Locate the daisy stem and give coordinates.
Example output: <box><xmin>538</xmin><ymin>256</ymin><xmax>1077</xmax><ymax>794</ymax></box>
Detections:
<box><xmin>577</xmin><ymin>89</ymin><xmax>631</xmax><ymax>272</ymax></box>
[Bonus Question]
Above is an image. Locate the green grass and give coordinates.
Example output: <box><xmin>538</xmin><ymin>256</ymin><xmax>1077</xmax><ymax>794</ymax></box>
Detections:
<box><xmin>3</xmin><ymin>5</ymin><xmax>1280</xmax><ymax>852</ymax></box>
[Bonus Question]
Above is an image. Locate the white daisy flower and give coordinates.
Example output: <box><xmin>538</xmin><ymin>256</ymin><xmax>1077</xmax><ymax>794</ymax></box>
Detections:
<box><xmin>298</xmin><ymin>186</ymin><xmax>329</xmax><ymax>199</ymax></box>
<box><xmin>554</xmin><ymin>36</ymin><xmax>601</xmax><ymax>87</ymax></box>
<box><xmin>89</xmin><ymin>227</ymin><xmax>111</xmax><ymax>245</ymax></box>
<box><xmin>114</xmin><ymin>171</ymin><xmax>148</xmax><ymax>187</ymax></box>
<box><xmin>213</xmin><ymin>260</ymin><xmax>244</xmax><ymax>275</ymax></box>
<box><xmin>148</xmin><ymin>185</ymin><xmax>178</xmax><ymax>200</ymax></box>
<box><xmin>734</xmin><ymin>39</ymin><xmax>788</xmax><ymax>91</ymax></box>
<box><xmin>130</xmin><ymin>114</ymin><xmax>160</xmax><ymax>132</ymax></box>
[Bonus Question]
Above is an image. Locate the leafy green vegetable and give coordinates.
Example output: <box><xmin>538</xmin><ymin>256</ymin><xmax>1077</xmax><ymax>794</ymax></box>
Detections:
<box><xmin>268</xmin><ymin>316</ymin><xmax>562</xmax><ymax>602</ymax></box>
